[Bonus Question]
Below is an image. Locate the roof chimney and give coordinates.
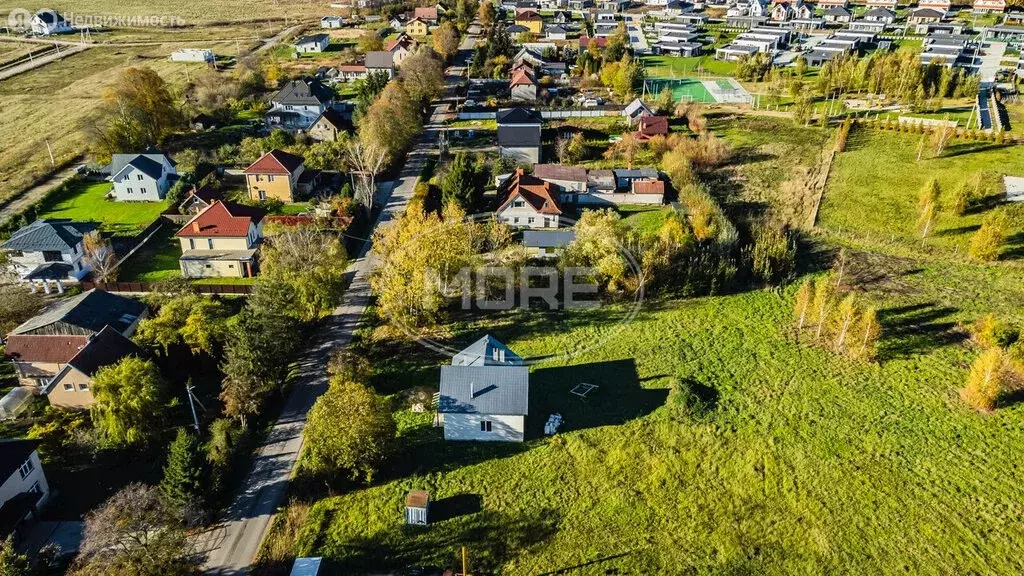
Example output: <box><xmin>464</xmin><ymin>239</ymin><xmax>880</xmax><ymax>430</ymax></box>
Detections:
<box><xmin>192</xmin><ymin>221</ymin><xmax>200</xmax><ymax>233</ymax></box>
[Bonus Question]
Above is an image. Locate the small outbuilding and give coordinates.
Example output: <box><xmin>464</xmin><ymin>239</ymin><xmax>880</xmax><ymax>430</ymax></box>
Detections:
<box><xmin>405</xmin><ymin>490</ymin><xmax>430</xmax><ymax>525</ymax></box>
<box><xmin>1005</xmin><ymin>175</ymin><xmax>1024</xmax><ymax>202</ymax></box>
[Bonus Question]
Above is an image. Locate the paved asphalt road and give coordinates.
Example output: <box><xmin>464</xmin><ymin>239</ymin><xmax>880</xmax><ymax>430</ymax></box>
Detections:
<box><xmin>199</xmin><ymin>105</ymin><xmax>447</xmax><ymax>576</ymax></box>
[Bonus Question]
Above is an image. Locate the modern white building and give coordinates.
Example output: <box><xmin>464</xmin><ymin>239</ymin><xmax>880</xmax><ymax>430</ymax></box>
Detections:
<box><xmin>170</xmin><ymin>48</ymin><xmax>215</xmax><ymax>63</ymax></box>
<box><xmin>295</xmin><ymin>34</ymin><xmax>330</xmax><ymax>53</ymax></box>
<box><xmin>109</xmin><ymin>150</ymin><xmax>177</xmax><ymax>202</ymax></box>
<box><xmin>438</xmin><ymin>336</ymin><xmax>529</xmax><ymax>442</ymax></box>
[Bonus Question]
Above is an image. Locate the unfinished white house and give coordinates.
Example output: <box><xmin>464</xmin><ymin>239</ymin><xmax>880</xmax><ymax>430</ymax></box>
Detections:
<box><xmin>438</xmin><ymin>336</ymin><xmax>529</xmax><ymax>442</ymax></box>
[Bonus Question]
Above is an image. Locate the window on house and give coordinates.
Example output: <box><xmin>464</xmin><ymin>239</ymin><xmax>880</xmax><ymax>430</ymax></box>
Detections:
<box><xmin>228</xmin><ymin>264</ymin><xmax>235</xmax><ymax>269</ymax></box>
<box><xmin>258</xmin><ymin>191</ymin><xmax>267</xmax><ymax>201</ymax></box>
<box><xmin>189</xmin><ymin>238</ymin><xmax>195</xmax><ymax>250</ymax></box>
<box><xmin>205</xmin><ymin>264</ymin><xmax>212</xmax><ymax>269</ymax></box>
<box><xmin>513</xmin><ymin>200</ymin><xmax>525</xmax><ymax>208</ymax></box>
<box><xmin>268</xmin><ymin>175</ymin><xmax>275</xmax><ymax>182</ymax></box>
<box><xmin>137</xmin><ymin>174</ymin><xmax>144</xmax><ymax>180</ymax></box>
<box><xmin>18</xmin><ymin>458</ymin><xmax>34</xmax><ymax>480</ymax></box>
<box><xmin>513</xmin><ymin>217</ymin><xmax>520</xmax><ymax>224</ymax></box>
<box><xmin>207</xmin><ymin>239</ymin><xmax>214</xmax><ymax>249</ymax></box>
<box><xmin>63</xmin><ymin>383</ymin><xmax>74</xmax><ymax>392</ymax></box>
<box><xmin>7</xmin><ymin>250</ymin><xmax>22</xmax><ymax>257</ymax></box>
<box><xmin>42</xmin><ymin>251</ymin><xmax>61</xmax><ymax>262</ymax></box>
<box><xmin>528</xmin><ymin>217</ymin><xmax>535</xmax><ymax>224</ymax></box>
<box><xmin>255</xmin><ymin>174</ymin><xmax>262</xmax><ymax>182</ymax></box>
<box><xmin>28</xmin><ymin>482</ymin><xmax>41</xmax><ymax>495</ymax></box>
<box><xmin>480</xmin><ymin>421</ymin><xmax>493</xmax><ymax>432</ymax></box>
<box><xmin>78</xmin><ymin>382</ymin><xmax>88</xmax><ymax>391</ymax></box>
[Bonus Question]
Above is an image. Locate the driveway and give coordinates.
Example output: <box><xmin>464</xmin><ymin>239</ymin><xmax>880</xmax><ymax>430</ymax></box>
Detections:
<box><xmin>0</xmin><ymin>163</ymin><xmax>81</xmax><ymax>227</ymax></box>
<box><xmin>198</xmin><ymin>105</ymin><xmax>446</xmax><ymax>575</ymax></box>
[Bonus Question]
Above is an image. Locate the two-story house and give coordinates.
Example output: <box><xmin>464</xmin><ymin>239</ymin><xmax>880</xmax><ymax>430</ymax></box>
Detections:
<box><xmin>294</xmin><ymin>33</ymin><xmax>330</xmax><ymax>53</ymax></box>
<box><xmin>365</xmin><ymin>51</ymin><xmax>396</xmax><ymax>78</ymax></box>
<box><xmin>30</xmin><ymin>9</ymin><xmax>71</xmax><ymax>35</ymax></box>
<box><xmin>44</xmin><ymin>326</ymin><xmax>147</xmax><ymax>409</ymax></box>
<box><xmin>264</xmin><ymin>78</ymin><xmax>335</xmax><ymax>132</ymax></box>
<box><xmin>109</xmin><ymin>149</ymin><xmax>177</xmax><ymax>202</ymax></box>
<box><xmin>175</xmin><ymin>200</ymin><xmax>267</xmax><ymax>278</ymax></box>
<box><xmin>386</xmin><ymin>33</ymin><xmax>418</xmax><ymax>66</ymax></box>
<box><xmin>495</xmin><ymin>169</ymin><xmax>563</xmax><ymax>229</ymax></box>
<box><xmin>244</xmin><ymin>149</ymin><xmax>307</xmax><ymax>203</ymax></box>
<box><xmin>3</xmin><ymin>289</ymin><xmax>146</xmax><ymax>392</ymax></box>
<box><xmin>1</xmin><ymin>219</ymin><xmax>97</xmax><ymax>289</ymax></box>
<box><xmin>0</xmin><ymin>440</ymin><xmax>51</xmax><ymax>536</ymax></box>
<box><xmin>497</xmin><ymin>108</ymin><xmax>543</xmax><ymax>164</ymax></box>
<box><xmin>405</xmin><ymin>16</ymin><xmax>430</xmax><ymax>36</ymax></box>
<box><xmin>438</xmin><ymin>336</ymin><xmax>529</xmax><ymax>442</ymax></box>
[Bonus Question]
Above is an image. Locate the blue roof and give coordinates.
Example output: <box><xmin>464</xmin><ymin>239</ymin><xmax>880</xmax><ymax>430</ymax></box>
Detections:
<box><xmin>439</xmin><ymin>365</ymin><xmax>529</xmax><ymax>415</ymax></box>
<box><xmin>452</xmin><ymin>335</ymin><xmax>523</xmax><ymax>366</ymax></box>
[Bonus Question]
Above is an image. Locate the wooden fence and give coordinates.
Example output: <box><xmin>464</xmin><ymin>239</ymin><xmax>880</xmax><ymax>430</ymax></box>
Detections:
<box><xmin>82</xmin><ymin>281</ymin><xmax>252</xmax><ymax>295</ymax></box>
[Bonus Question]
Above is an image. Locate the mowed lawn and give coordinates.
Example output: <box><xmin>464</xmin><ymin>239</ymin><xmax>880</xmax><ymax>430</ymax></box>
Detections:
<box><xmin>38</xmin><ymin>180</ymin><xmax>166</xmax><ymax>236</ymax></box>
<box><xmin>819</xmin><ymin>129</ymin><xmax>1024</xmax><ymax>260</ymax></box>
<box><xmin>283</xmin><ymin>284</ymin><xmax>1024</xmax><ymax>575</ymax></box>
<box><xmin>115</xmin><ymin>222</ymin><xmax>182</xmax><ymax>281</ymax></box>
<box><xmin>641</xmin><ymin>54</ymin><xmax>737</xmax><ymax>78</ymax></box>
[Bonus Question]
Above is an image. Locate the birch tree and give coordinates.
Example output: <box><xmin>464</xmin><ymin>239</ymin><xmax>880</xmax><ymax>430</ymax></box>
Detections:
<box><xmin>345</xmin><ymin>140</ymin><xmax>388</xmax><ymax>213</ymax></box>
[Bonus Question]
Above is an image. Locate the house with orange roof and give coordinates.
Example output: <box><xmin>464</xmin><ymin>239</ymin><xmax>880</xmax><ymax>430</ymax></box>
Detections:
<box><xmin>175</xmin><ymin>201</ymin><xmax>267</xmax><ymax>279</ymax></box>
<box><xmin>386</xmin><ymin>33</ymin><xmax>418</xmax><ymax>66</ymax></box>
<box><xmin>244</xmin><ymin>149</ymin><xmax>307</xmax><ymax>203</ymax></box>
<box><xmin>495</xmin><ymin>169</ymin><xmax>562</xmax><ymax>229</ymax></box>
<box><xmin>510</xmin><ymin>68</ymin><xmax>538</xmax><ymax>101</ymax></box>
<box><xmin>414</xmin><ymin>6</ymin><xmax>438</xmax><ymax>22</ymax></box>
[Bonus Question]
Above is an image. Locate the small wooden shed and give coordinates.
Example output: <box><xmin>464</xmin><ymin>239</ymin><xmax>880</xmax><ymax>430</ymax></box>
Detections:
<box><xmin>405</xmin><ymin>490</ymin><xmax>430</xmax><ymax>525</ymax></box>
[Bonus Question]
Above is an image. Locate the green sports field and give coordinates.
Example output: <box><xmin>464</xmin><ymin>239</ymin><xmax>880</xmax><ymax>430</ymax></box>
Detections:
<box><xmin>645</xmin><ymin>78</ymin><xmax>717</xmax><ymax>104</ymax></box>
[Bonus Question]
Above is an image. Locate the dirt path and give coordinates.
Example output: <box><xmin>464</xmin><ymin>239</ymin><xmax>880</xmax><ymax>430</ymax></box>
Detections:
<box><xmin>0</xmin><ymin>163</ymin><xmax>81</xmax><ymax>227</ymax></box>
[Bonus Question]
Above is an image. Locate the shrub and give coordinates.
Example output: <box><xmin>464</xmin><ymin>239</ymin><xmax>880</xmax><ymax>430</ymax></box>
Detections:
<box><xmin>961</xmin><ymin>348</ymin><xmax>1007</xmax><ymax>411</ymax></box>
<box><xmin>973</xmin><ymin>314</ymin><xmax>1019</xmax><ymax>349</ymax></box>
<box><xmin>668</xmin><ymin>378</ymin><xmax>716</xmax><ymax>420</ymax></box>
<box><xmin>968</xmin><ymin>209</ymin><xmax>1009</xmax><ymax>262</ymax></box>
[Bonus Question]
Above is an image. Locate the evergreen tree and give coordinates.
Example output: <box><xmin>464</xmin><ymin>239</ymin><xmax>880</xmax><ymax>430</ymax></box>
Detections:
<box><xmin>160</xmin><ymin>427</ymin><xmax>205</xmax><ymax>511</ymax></box>
<box><xmin>441</xmin><ymin>153</ymin><xmax>480</xmax><ymax>210</ymax></box>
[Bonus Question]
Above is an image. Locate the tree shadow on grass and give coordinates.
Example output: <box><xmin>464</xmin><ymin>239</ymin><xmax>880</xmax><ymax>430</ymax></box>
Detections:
<box><xmin>877</xmin><ymin>302</ymin><xmax>967</xmax><ymax>360</ymax></box>
<box><xmin>528</xmin><ymin>358</ymin><xmax>668</xmax><ymax>438</ymax></box>
<box><xmin>1001</xmin><ymin>231</ymin><xmax>1024</xmax><ymax>260</ymax></box>
<box><xmin>933</xmin><ymin>224</ymin><xmax>980</xmax><ymax>237</ymax></box>
<box><xmin>320</xmin><ymin>507</ymin><xmax>560</xmax><ymax>575</ymax></box>
<box><xmin>938</xmin><ymin>142</ymin><xmax>1015</xmax><ymax>159</ymax></box>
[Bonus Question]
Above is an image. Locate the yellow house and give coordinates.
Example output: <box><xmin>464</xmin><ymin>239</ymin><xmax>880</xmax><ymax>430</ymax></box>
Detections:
<box><xmin>405</xmin><ymin>17</ymin><xmax>429</xmax><ymax>36</ymax></box>
<box><xmin>244</xmin><ymin>149</ymin><xmax>306</xmax><ymax>203</ymax></box>
<box><xmin>175</xmin><ymin>200</ymin><xmax>266</xmax><ymax>279</ymax></box>
<box><xmin>515</xmin><ymin>10</ymin><xmax>544</xmax><ymax>34</ymax></box>
<box><xmin>45</xmin><ymin>326</ymin><xmax>146</xmax><ymax>409</ymax></box>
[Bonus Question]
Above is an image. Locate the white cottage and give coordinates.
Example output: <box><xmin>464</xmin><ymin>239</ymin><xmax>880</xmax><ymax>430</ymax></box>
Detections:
<box><xmin>0</xmin><ymin>440</ymin><xmax>50</xmax><ymax>536</ymax></box>
<box><xmin>30</xmin><ymin>10</ymin><xmax>72</xmax><ymax>35</ymax></box>
<box><xmin>438</xmin><ymin>336</ymin><xmax>529</xmax><ymax>442</ymax></box>
<box><xmin>109</xmin><ymin>150</ymin><xmax>177</xmax><ymax>202</ymax></box>
<box><xmin>1</xmin><ymin>219</ymin><xmax>96</xmax><ymax>288</ymax></box>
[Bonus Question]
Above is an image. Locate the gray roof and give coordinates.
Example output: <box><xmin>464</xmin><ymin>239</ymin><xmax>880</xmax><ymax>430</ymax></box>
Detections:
<box><xmin>109</xmin><ymin>148</ymin><xmax>174</xmax><ymax>181</ymax></box>
<box><xmin>523</xmin><ymin>230</ymin><xmax>575</xmax><ymax>248</ymax></box>
<box><xmin>65</xmin><ymin>326</ymin><xmax>145</xmax><ymax>378</ymax></box>
<box><xmin>1</xmin><ymin>219</ymin><xmax>96</xmax><ymax>252</ymax></box>
<box><xmin>271</xmin><ymin>78</ymin><xmax>334</xmax><ymax>107</ymax></box>
<box><xmin>452</xmin><ymin>335</ymin><xmax>523</xmax><ymax>366</ymax></box>
<box><xmin>497</xmin><ymin>107</ymin><xmax>542</xmax><ymax>124</ymax></box>
<box><xmin>438</xmin><ymin>365</ymin><xmax>529</xmax><ymax>415</ymax></box>
<box><xmin>825</xmin><ymin>6</ymin><xmax>851</xmax><ymax>15</ymax></box>
<box><xmin>623</xmin><ymin>98</ymin><xmax>653</xmax><ymax>118</ymax></box>
<box><xmin>911</xmin><ymin>8</ymin><xmax>944</xmax><ymax>18</ymax></box>
<box><xmin>862</xmin><ymin>7</ymin><xmax>894</xmax><ymax>18</ymax></box>
<box><xmin>498</xmin><ymin>125</ymin><xmax>542</xmax><ymax>147</ymax></box>
<box><xmin>364</xmin><ymin>50</ymin><xmax>394</xmax><ymax>69</ymax></box>
<box><xmin>0</xmin><ymin>440</ymin><xmax>39</xmax><ymax>481</ymax></box>
<box><xmin>11</xmin><ymin>289</ymin><xmax>146</xmax><ymax>336</ymax></box>
<box><xmin>614</xmin><ymin>168</ymin><xmax>659</xmax><ymax>179</ymax></box>
<box><xmin>296</xmin><ymin>33</ymin><xmax>329</xmax><ymax>45</ymax></box>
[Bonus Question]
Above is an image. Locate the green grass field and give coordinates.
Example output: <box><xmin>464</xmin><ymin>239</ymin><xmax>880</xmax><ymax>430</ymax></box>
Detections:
<box><xmin>819</xmin><ymin>129</ymin><xmax>1024</xmax><ymax>261</ymax></box>
<box><xmin>275</xmin><ymin>277</ymin><xmax>1024</xmax><ymax>574</ymax></box>
<box><xmin>640</xmin><ymin>55</ymin><xmax>737</xmax><ymax>80</ymax></box>
<box><xmin>644</xmin><ymin>77</ymin><xmax>716</xmax><ymax>104</ymax></box>
<box><xmin>114</xmin><ymin>222</ymin><xmax>182</xmax><ymax>281</ymax></box>
<box><xmin>38</xmin><ymin>180</ymin><xmax>167</xmax><ymax>236</ymax></box>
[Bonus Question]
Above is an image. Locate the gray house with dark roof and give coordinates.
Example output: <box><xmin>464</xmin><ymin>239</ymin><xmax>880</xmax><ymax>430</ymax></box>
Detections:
<box><xmin>0</xmin><ymin>439</ymin><xmax>50</xmax><ymax>539</ymax></box>
<box><xmin>497</xmin><ymin>108</ymin><xmax>543</xmax><ymax>165</ymax></box>
<box><xmin>109</xmin><ymin>149</ymin><xmax>177</xmax><ymax>202</ymax></box>
<box><xmin>364</xmin><ymin>51</ymin><xmax>396</xmax><ymax>78</ymax></box>
<box><xmin>266</xmin><ymin>78</ymin><xmax>335</xmax><ymax>131</ymax></box>
<box><xmin>439</xmin><ymin>336</ymin><xmax>529</xmax><ymax>442</ymax></box>
<box><xmin>1</xmin><ymin>219</ymin><xmax>97</xmax><ymax>286</ymax></box>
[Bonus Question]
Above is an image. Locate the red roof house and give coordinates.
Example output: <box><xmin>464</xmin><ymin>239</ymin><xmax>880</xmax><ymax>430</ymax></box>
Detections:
<box><xmin>495</xmin><ymin>169</ymin><xmax>562</xmax><ymax>228</ymax></box>
<box><xmin>634</xmin><ymin>116</ymin><xmax>670</xmax><ymax>140</ymax></box>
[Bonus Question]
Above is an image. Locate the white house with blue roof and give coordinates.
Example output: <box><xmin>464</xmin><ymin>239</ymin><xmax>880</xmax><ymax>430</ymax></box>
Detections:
<box><xmin>109</xmin><ymin>149</ymin><xmax>177</xmax><ymax>202</ymax></box>
<box><xmin>439</xmin><ymin>336</ymin><xmax>529</xmax><ymax>442</ymax></box>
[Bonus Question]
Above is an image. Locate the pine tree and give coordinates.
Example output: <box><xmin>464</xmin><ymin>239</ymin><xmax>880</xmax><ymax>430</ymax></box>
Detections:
<box><xmin>441</xmin><ymin>153</ymin><xmax>479</xmax><ymax>211</ymax></box>
<box><xmin>160</xmin><ymin>428</ymin><xmax>206</xmax><ymax>510</ymax></box>
<box><xmin>968</xmin><ymin>209</ymin><xmax>1008</xmax><ymax>262</ymax></box>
